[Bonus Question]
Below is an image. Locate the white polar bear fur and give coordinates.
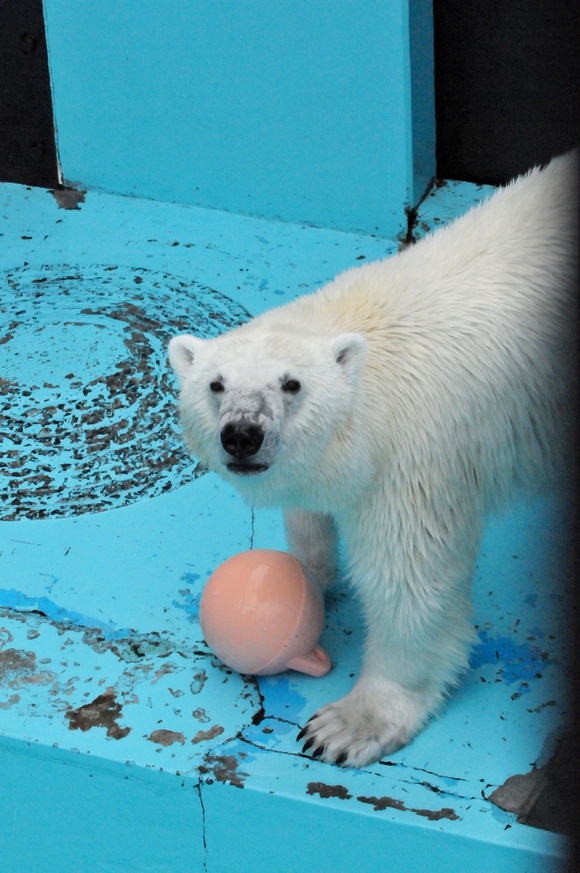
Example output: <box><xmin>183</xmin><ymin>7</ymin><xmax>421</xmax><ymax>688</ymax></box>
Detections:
<box><xmin>169</xmin><ymin>152</ymin><xmax>577</xmax><ymax>767</ymax></box>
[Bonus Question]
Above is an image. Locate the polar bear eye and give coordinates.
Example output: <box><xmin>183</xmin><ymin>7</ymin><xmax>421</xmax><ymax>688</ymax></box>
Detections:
<box><xmin>282</xmin><ymin>378</ymin><xmax>301</xmax><ymax>394</ymax></box>
<box><xmin>209</xmin><ymin>380</ymin><xmax>224</xmax><ymax>393</ymax></box>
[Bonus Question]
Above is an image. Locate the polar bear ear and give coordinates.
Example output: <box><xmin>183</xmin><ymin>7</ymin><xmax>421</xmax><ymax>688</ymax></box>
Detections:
<box><xmin>168</xmin><ymin>334</ymin><xmax>205</xmax><ymax>382</ymax></box>
<box><xmin>331</xmin><ymin>333</ymin><xmax>367</xmax><ymax>380</ymax></box>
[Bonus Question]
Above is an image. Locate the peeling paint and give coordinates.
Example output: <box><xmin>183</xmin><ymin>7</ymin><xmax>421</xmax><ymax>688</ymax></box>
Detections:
<box><xmin>357</xmin><ymin>794</ymin><xmax>460</xmax><ymax>821</ymax></box>
<box><xmin>65</xmin><ymin>688</ymin><xmax>131</xmax><ymax>739</ymax></box>
<box><xmin>190</xmin><ymin>670</ymin><xmax>207</xmax><ymax>695</ymax></box>
<box><xmin>0</xmin><ymin>627</ymin><xmax>14</xmax><ymax>646</ymax></box>
<box><xmin>192</xmin><ymin>725</ymin><xmax>224</xmax><ymax>745</ymax></box>
<box><xmin>307</xmin><ymin>782</ymin><xmax>352</xmax><ymax>801</ymax></box>
<box><xmin>192</xmin><ymin>708</ymin><xmax>212</xmax><ymax>724</ymax></box>
<box><xmin>200</xmin><ymin>754</ymin><xmax>248</xmax><ymax>789</ymax></box>
<box><xmin>147</xmin><ymin>729</ymin><xmax>186</xmax><ymax>747</ymax></box>
<box><xmin>0</xmin><ymin>646</ymin><xmax>56</xmax><ymax>687</ymax></box>
<box><xmin>152</xmin><ymin>662</ymin><xmax>184</xmax><ymax>684</ymax></box>
<box><xmin>173</xmin><ymin>582</ymin><xmax>201</xmax><ymax>622</ymax></box>
<box><xmin>1</xmin><ymin>594</ymin><xmax>178</xmax><ymax>663</ymax></box>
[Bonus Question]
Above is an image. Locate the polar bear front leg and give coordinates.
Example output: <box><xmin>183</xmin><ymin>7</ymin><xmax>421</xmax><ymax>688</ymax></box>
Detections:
<box><xmin>284</xmin><ymin>509</ymin><xmax>339</xmax><ymax>590</ymax></box>
<box><xmin>297</xmin><ymin>494</ymin><xmax>479</xmax><ymax>767</ymax></box>
<box><xmin>297</xmin><ymin>618</ymin><xmax>454</xmax><ymax>767</ymax></box>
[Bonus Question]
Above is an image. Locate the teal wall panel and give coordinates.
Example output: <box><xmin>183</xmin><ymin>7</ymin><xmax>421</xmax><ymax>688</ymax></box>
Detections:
<box><xmin>202</xmin><ymin>779</ymin><xmax>562</xmax><ymax>873</ymax></box>
<box><xmin>0</xmin><ymin>739</ymin><xmax>204</xmax><ymax>873</ymax></box>
<box><xmin>42</xmin><ymin>0</ymin><xmax>434</xmax><ymax>236</ymax></box>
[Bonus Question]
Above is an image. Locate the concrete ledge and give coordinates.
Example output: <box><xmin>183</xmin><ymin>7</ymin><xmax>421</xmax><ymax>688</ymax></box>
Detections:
<box><xmin>0</xmin><ymin>181</ymin><xmax>571</xmax><ymax>871</ymax></box>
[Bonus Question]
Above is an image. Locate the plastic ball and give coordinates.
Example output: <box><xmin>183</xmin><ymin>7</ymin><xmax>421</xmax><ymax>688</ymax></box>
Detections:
<box><xmin>199</xmin><ymin>549</ymin><xmax>332</xmax><ymax>677</ymax></box>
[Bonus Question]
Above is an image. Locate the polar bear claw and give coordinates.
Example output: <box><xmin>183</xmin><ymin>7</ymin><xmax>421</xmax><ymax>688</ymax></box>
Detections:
<box><xmin>298</xmin><ymin>678</ymin><xmax>437</xmax><ymax>767</ymax></box>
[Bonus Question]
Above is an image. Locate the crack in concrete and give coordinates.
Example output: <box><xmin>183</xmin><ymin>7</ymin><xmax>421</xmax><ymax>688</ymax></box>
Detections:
<box><xmin>245</xmin><ymin>674</ymin><xmax>266</xmax><ymax>726</ymax></box>
<box><xmin>398</xmin><ymin>777</ymin><xmax>480</xmax><ymax>804</ymax></box>
<box><xmin>235</xmin><ymin>722</ymin><xmax>488</xmax><ymax>808</ymax></box>
<box><xmin>195</xmin><ymin>783</ymin><xmax>209</xmax><ymax>873</ymax></box>
<box><xmin>378</xmin><ymin>759</ymin><xmax>470</xmax><ymax>784</ymax></box>
<box><xmin>235</xmin><ymin>731</ymin><xmax>304</xmax><ymax>762</ymax></box>
<box><xmin>249</xmin><ymin>508</ymin><xmax>256</xmax><ymax>550</ymax></box>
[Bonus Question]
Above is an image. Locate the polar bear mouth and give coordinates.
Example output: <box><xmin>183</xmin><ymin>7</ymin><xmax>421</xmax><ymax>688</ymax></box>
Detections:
<box><xmin>226</xmin><ymin>462</ymin><xmax>270</xmax><ymax>475</ymax></box>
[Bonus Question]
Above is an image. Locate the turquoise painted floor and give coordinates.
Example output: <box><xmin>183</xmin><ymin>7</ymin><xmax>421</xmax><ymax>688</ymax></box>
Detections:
<box><xmin>0</xmin><ymin>181</ymin><xmax>573</xmax><ymax>872</ymax></box>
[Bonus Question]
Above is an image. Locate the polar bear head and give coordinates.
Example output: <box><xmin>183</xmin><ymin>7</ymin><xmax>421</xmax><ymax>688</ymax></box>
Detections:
<box><xmin>168</xmin><ymin>325</ymin><xmax>367</xmax><ymax>505</ymax></box>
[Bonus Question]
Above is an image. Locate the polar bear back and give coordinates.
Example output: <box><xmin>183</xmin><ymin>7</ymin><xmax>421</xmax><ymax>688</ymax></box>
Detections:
<box><xmin>251</xmin><ymin>152</ymin><xmax>577</xmax><ymax>505</ymax></box>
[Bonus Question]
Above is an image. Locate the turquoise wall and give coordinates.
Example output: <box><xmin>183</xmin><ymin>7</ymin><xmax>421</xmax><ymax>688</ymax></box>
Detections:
<box><xmin>43</xmin><ymin>0</ymin><xmax>434</xmax><ymax>236</ymax></box>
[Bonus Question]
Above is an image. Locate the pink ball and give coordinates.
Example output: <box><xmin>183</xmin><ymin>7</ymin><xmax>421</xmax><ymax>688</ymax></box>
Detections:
<box><xmin>199</xmin><ymin>549</ymin><xmax>332</xmax><ymax>677</ymax></box>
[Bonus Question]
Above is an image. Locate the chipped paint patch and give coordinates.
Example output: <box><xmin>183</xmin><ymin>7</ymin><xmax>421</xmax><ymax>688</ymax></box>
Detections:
<box><xmin>200</xmin><ymin>754</ymin><xmax>249</xmax><ymax>789</ymax></box>
<box><xmin>487</xmin><ymin>731</ymin><xmax>575</xmax><ymax>835</ymax></box>
<box><xmin>356</xmin><ymin>794</ymin><xmax>460</xmax><ymax>821</ymax></box>
<box><xmin>192</xmin><ymin>708</ymin><xmax>212</xmax><ymax>724</ymax></box>
<box><xmin>147</xmin><ymin>729</ymin><xmax>186</xmax><ymax>747</ymax></box>
<box><xmin>307</xmin><ymin>782</ymin><xmax>352</xmax><ymax>801</ymax></box>
<box><xmin>150</xmin><ymin>662</ymin><xmax>184</xmax><ymax>686</ymax></box>
<box><xmin>0</xmin><ymin>591</ymin><xmax>176</xmax><ymax>663</ymax></box>
<box><xmin>65</xmin><ymin>688</ymin><xmax>131</xmax><ymax>739</ymax></box>
<box><xmin>0</xmin><ymin>645</ymin><xmax>56</xmax><ymax>688</ymax></box>
<box><xmin>192</xmin><ymin>725</ymin><xmax>225</xmax><ymax>745</ymax></box>
<box><xmin>190</xmin><ymin>670</ymin><xmax>207</xmax><ymax>695</ymax></box>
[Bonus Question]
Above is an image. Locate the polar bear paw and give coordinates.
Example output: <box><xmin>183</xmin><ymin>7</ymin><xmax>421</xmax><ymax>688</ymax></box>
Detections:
<box><xmin>297</xmin><ymin>678</ymin><xmax>434</xmax><ymax>768</ymax></box>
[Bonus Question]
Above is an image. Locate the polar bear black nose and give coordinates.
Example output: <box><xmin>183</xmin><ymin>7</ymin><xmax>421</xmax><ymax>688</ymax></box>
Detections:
<box><xmin>221</xmin><ymin>422</ymin><xmax>264</xmax><ymax>459</ymax></box>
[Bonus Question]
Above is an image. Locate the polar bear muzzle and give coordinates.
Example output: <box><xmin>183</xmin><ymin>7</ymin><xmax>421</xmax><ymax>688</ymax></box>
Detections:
<box><xmin>220</xmin><ymin>421</ymin><xmax>269</xmax><ymax>474</ymax></box>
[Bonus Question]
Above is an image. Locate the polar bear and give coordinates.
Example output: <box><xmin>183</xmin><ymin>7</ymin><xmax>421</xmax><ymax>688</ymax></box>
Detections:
<box><xmin>169</xmin><ymin>152</ymin><xmax>577</xmax><ymax>768</ymax></box>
